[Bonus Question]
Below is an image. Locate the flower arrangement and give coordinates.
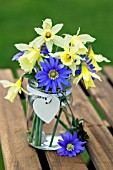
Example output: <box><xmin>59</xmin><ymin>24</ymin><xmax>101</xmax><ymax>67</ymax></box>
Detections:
<box><xmin>0</xmin><ymin>18</ymin><xmax>110</xmax><ymax>157</ymax></box>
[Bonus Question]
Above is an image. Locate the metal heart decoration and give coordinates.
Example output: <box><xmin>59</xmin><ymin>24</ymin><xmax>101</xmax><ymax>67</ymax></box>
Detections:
<box><xmin>33</xmin><ymin>96</ymin><xmax>60</xmax><ymax>123</ymax></box>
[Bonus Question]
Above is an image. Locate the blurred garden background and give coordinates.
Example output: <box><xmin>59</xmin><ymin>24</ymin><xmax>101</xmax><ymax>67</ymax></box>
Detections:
<box><xmin>0</xmin><ymin>0</ymin><xmax>113</xmax><ymax>169</ymax></box>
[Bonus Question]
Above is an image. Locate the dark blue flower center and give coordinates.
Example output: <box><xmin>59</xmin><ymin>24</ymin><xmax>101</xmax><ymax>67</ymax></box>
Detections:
<box><xmin>66</xmin><ymin>143</ymin><xmax>74</xmax><ymax>151</ymax></box>
<box><xmin>48</xmin><ymin>70</ymin><xmax>59</xmax><ymax>80</ymax></box>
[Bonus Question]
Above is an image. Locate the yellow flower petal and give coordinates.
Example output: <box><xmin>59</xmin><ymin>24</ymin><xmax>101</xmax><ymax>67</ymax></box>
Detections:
<box><xmin>82</xmin><ymin>65</ymin><xmax>90</xmax><ymax>81</ymax></box>
<box><xmin>84</xmin><ymin>77</ymin><xmax>96</xmax><ymax>89</ymax></box>
<box><xmin>18</xmin><ymin>49</ymin><xmax>40</xmax><ymax>73</ymax></box>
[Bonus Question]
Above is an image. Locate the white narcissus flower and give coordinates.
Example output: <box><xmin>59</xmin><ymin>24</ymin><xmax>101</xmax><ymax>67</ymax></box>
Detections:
<box><xmin>71</xmin><ymin>28</ymin><xmax>96</xmax><ymax>54</ymax></box>
<box><xmin>30</xmin><ymin>18</ymin><xmax>64</xmax><ymax>52</ymax></box>
<box><xmin>54</xmin><ymin>35</ymin><xmax>81</xmax><ymax>75</ymax></box>
<box><xmin>0</xmin><ymin>79</ymin><xmax>30</xmax><ymax>102</ymax></box>
<box><xmin>15</xmin><ymin>43</ymin><xmax>42</xmax><ymax>73</ymax></box>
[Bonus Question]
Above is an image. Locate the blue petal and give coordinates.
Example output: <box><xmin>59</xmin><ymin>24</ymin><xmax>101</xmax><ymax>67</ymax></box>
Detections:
<box><xmin>87</xmin><ymin>59</ymin><xmax>92</xmax><ymax>65</ymax></box>
<box><xmin>58</xmin><ymin>68</ymin><xmax>72</xmax><ymax>75</ymax></box>
<box><xmin>85</xmin><ymin>55</ymin><xmax>89</xmax><ymax>62</ymax></box>
<box><xmin>52</xmin><ymin>81</ymin><xmax>57</xmax><ymax>93</ymax></box>
<box><xmin>12</xmin><ymin>51</ymin><xmax>24</xmax><ymax>61</ymax></box>
<box><xmin>75</xmin><ymin>69</ymin><xmax>81</xmax><ymax>75</ymax></box>
<box><xmin>65</xmin><ymin>131</ymin><xmax>73</xmax><ymax>141</ymax></box>
<box><xmin>35</xmin><ymin>72</ymin><xmax>47</xmax><ymax>79</ymax></box>
<box><xmin>89</xmin><ymin>64</ymin><xmax>95</xmax><ymax>69</ymax></box>
<box><xmin>38</xmin><ymin>78</ymin><xmax>51</xmax><ymax>87</ymax></box>
<box><xmin>44</xmin><ymin>59</ymin><xmax>51</xmax><ymax>69</ymax></box>
<box><xmin>59</xmin><ymin>78</ymin><xmax>71</xmax><ymax>87</ymax></box>
<box><xmin>90</xmin><ymin>69</ymin><xmax>96</xmax><ymax>73</ymax></box>
<box><xmin>44</xmin><ymin>83</ymin><xmax>50</xmax><ymax>92</ymax></box>
<box><xmin>54</xmin><ymin>58</ymin><xmax>59</xmax><ymax>67</ymax></box>
<box><xmin>38</xmin><ymin>76</ymin><xmax>48</xmax><ymax>82</ymax></box>
<box><xmin>56</xmin><ymin>64</ymin><xmax>64</xmax><ymax>71</ymax></box>
<box><xmin>49</xmin><ymin>57</ymin><xmax>55</xmax><ymax>68</ymax></box>
<box><xmin>57</xmin><ymin>80</ymin><xmax>63</xmax><ymax>90</ymax></box>
<box><xmin>57</xmin><ymin>147</ymin><xmax>65</xmax><ymax>153</ymax></box>
<box><xmin>40</xmin><ymin>62</ymin><xmax>50</xmax><ymax>72</ymax></box>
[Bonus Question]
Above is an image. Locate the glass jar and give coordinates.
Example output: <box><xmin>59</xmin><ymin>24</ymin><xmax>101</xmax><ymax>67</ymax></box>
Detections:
<box><xmin>26</xmin><ymin>79</ymin><xmax>72</xmax><ymax>150</ymax></box>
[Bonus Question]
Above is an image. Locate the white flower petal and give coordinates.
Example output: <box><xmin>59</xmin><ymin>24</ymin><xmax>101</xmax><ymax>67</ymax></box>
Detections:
<box><xmin>93</xmin><ymin>54</ymin><xmax>110</xmax><ymax>63</ymax></box>
<box><xmin>73</xmin><ymin>75</ymin><xmax>82</xmax><ymax>85</ymax></box>
<box><xmin>15</xmin><ymin>44</ymin><xmax>32</xmax><ymax>51</ymax></box>
<box><xmin>53</xmin><ymin>35</ymin><xmax>64</xmax><ymax>48</ymax></box>
<box><xmin>79</xmin><ymin>34</ymin><xmax>96</xmax><ymax>43</ymax></box>
<box><xmin>0</xmin><ymin>80</ymin><xmax>14</xmax><ymax>88</ymax></box>
<box><xmin>52</xmin><ymin>24</ymin><xmax>63</xmax><ymax>34</ymax></box>
<box><xmin>42</xmin><ymin>19</ymin><xmax>52</xmax><ymax>29</ymax></box>
<box><xmin>69</xmin><ymin>62</ymin><xmax>77</xmax><ymax>76</ymax></box>
<box><xmin>51</xmin><ymin>52</ymin><xmax>62</xmax><ymax>58</ymax></box>
<box><xmin>34</xmin><ymin>28</ymin><xmax>44</xmax><ymax>35</ymax></box>
<box><xmin>90</xmin><ymin>73</ymin><xmax>102</xmax><ymax>81</ymax></box>
<box><xmin>29</xmin><ymin>36</ymin><xmax>44</xmax><ymax>48</ymax></box>
<box><xmin>46</xmin><ymin>41</ymin><xmax>53</xmax><ymax>52</ymax></box>
<box><xmin>64</xmin><ymin>34</ymin><xmax>72</xmax><ymax>49</ymax></box>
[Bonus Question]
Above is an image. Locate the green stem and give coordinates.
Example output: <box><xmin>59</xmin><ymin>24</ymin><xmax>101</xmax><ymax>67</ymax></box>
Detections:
<box><xmin>28</xmin><ymin>113</ymin><xmax>37</xmax><ymax>143</ymax></box>
<box><xmin>34</xmin><ymin>116</ymin><xmax>40</xmax><ymax>146</ymax></box>
<box><xmin>49</xmin><ymin>107</ymin><xmax>63</xmax><ymax>147</ymax></box>
<box><xmin>38</xmin><ymin>119</ymin><xmax>43</xmax><ymax>146</ymax></box>
<box><xmin>63</xmin><ymin>107</ymin><xmax>72</xmax><ymax>128</ymax></box>
<box><xmin>55</xmin><ymin>116</ymin><xmax>72</xmax><ymax>133</ymax></box>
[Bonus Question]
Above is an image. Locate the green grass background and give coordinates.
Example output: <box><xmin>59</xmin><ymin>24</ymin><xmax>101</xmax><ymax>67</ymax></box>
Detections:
<box><xmin>0</xmin><ymin>0</ymin><xmax>113</xmax><ymax>169</ymax></box>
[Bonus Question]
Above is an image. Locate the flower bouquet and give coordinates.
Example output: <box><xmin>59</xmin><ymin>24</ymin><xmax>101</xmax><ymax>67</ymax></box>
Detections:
<box><xmin>0</xmin><ymin>19</ymin><xmax>110</xmax><ymax>157</ymax></box>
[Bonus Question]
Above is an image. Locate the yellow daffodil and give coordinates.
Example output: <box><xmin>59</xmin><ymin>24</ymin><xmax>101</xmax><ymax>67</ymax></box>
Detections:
<box><xmin>30</xmin><ymin>18</ymin><xmax>64</xmax><ymax>52</ymax></box>
<box><xmin>71</xmin><ymin>28</ymin><xmax>95</xmax><ymax>55</ymax></box>
<box><xmin>0</xmin><ymin>78</ymin><xmax>29</xmax><ymax>102</ymax></box>
<box><xmin>73</xmin><ymin>64</ymin><xmax>101</xmax><ymax>89</ymax></box>
<box><xmin>88</xmin><ymin>50</ymin><xmax>110</xmax><ymax>71</ymax></box>
<box><xmin>15</xmin><ymin>43</ymin><xmax>42</xmax><ymax>73</ymax></box>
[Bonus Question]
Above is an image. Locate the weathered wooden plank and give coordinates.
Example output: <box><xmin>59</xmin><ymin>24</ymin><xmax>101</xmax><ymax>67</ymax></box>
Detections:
<box><xmin>103</xmin><ymin>66</ymin><xmax>113</xmax><ymax>84</ymax></box>
<box><xmin>45</xmin><ymin>152</ymin><xmax>88</xmax><ymax>170</ymax></box>
<box><xmin>72</xmin><ymin>85</ymin><xmax>103</xmax><ymax>127</ymax></box>
<box><xmin>17</xmin><ymin>69</ymin><xmax>88</xmax><ymax>170</ymax></box>
<box><xmin>89</xmin><ymin>126</ymin><xmax>113</xmax><ymax>164</ymax></box>
<box><xmin>0</xmin><ymin>69</ymin><xmax>42</xmax><ymax>170</ymax></box>
<box><xmin>72</xmin><ymin>85</ymin><xmax>113</xmax><ymax>169</ymax></box>
<box><xmin>87</xmin><ymin>73</ymin><xmax>113</xmax><ymax>128</ymax></box>
<box><xmin>85</xmin><ymin>127</ymin><xmax>113</xmax><ymax>170</ymax></box>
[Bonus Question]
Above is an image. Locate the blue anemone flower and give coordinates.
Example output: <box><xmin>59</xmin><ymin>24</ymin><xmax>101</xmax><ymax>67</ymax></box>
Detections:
<box><xmin>57</xmin><ymin>131</ymin><xmax>86</xmax><ymax>157</ymax></box>
<box><xmin>12</xmin><ymin>51</ymin><xmax>24</xmax><ymax>61</ymax></box>
<box><xmin>35</xmin><ymin>57</ymin><xmax>72</xmax><ymax>93</ymax></box>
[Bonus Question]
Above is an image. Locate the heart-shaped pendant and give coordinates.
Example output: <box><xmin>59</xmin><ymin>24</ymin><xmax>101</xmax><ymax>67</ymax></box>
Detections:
<box><xmin>33</xmin><ymin>96</ymin><xmax>60</xmax><ymax>123</ymax></box>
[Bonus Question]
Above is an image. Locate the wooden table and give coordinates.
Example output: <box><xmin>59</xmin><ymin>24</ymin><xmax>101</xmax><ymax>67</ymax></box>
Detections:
<box><xmin>0</xmin><ymin>66</ymin><xmax>113</xmax><ymax>170</ymax></box>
